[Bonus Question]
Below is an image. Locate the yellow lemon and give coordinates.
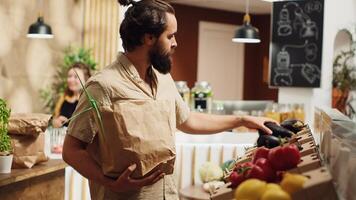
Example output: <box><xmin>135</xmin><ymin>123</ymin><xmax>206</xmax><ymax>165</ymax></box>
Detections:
<box><xmin>266</xmin><ymin>183</ymin><xmax>282</xmax><ymax>191</ymax></box>
<box><xmin>235</xmin><ymin>179</ymin><xmax>267</xmax><ymax>200</ymax></box>
<box><xmin>280</xmin><ymin>172</ymin><xmax>308</xmax><ymax>194</ymax></box>
<box><xmin>261</xmin><ymin>189</ymin><xmax>292</xmax><ymax>200</ymax></box>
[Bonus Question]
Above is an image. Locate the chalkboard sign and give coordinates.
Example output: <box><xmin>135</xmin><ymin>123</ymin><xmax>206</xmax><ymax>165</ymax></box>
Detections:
<box><xmin>269</xmin><ymin>0</ymin><xmax>324</xmax><ymax>87</ymax></box>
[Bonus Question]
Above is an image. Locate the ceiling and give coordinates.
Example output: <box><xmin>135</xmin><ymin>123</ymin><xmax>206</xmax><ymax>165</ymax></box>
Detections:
<box><xmin>168</xmin><ymin>0</ymin><xmax>272</xmax><ymax>14</ymax></box>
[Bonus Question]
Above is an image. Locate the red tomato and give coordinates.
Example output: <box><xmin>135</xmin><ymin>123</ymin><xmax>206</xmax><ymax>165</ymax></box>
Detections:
<box><xmin>268</xmin><ymin>146</ymin><xmax>286</xmax><ymax>171</ymax></box>
<box><xmin>254</xmin><ymin>158</ymin><xmax>276</xmax><ymax>182</ymax></box>
<box><xmin>283</xmin><ymin>144</ymin><xmax>301</xmax><ymax>169</ymax></box>
<box><xmin>252</xmin><ymin>147</ymin><xmax>270</xmax><ymax>163</ymax></box>
<box><xmin>245</xmin><ymin>164</ymin><xmax>266</xmax><ymax>181</ymax></box>
<box><xmin>229</xmin><ymin>171</ymin><xmax>246</xmax><ymax>188</ymax></box>
<box><xmin>234</xmin><ymin>162</ymin><xmax>254</xmax><ymax>173</ymax></box>
<box><xmin>268</xmin><ymin>144</ymin><xmax>301</xmax><ymax>171</ymax></box>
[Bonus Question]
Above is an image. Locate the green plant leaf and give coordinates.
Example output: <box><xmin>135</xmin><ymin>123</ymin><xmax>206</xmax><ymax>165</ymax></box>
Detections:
<box><xmin>72</xmin><ymin>69</ymin><xmax>105</xmax><ymax>137</ymax></box>
<box><xmin>0</xmin><ymin>98</ymin><xmax>12</xmax><ymax>153</ymax></box>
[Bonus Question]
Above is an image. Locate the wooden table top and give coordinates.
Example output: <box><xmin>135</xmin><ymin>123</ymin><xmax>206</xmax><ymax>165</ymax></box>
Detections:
<box><xmin>0</xmin><ymin>159</ymin><xmax>67</xmax><ymax>187</ymax></box>
<box><xmin>179</xmin><ymin>185</ymin><xmax>210</xmax><ymax>200</ymax></box>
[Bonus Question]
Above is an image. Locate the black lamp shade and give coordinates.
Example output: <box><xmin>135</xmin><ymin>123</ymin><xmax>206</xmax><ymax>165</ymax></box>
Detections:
<box><xmin>232</xmin><ymin>22</ymin><xmax>260</xmax><ymax>43</ymax></box>
<box><xmin>27</xmin><ymin>17</ymin><xmax>53</xmax><ymax>39</ymax></box>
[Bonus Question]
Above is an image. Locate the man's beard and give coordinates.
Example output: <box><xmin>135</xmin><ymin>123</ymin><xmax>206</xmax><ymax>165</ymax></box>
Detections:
<box><xmin>149</xmin><ymin>43</ymin><xmax>172</xmax><ymax>74</ymax></box>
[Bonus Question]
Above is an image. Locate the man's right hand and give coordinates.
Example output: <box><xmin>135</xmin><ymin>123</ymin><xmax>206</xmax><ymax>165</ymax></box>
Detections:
<box><xmin>109</xmin><ymin>164</ymin><xmax>165</xmax><ymax>193</ymax></box>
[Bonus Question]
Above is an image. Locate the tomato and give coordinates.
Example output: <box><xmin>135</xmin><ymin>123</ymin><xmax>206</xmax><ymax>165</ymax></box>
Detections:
<box><xmin>252</xmin><ymin>147</ymin><xmax>270</xmax><ymax>163</ymax></box>
<box><xmin>268</xmin><ymin>144</ymin><xmax>301</xmax><ymax>171</ymax></box>
<box><xmin>234</xmin><ymin>162</ymin><xmax>253</xmax><ymax>172</ymax></box>
<box><xmin>230</xmin><ymin>171</ymin><xmax>246</xmax><ymax>188</ymax></box>
<box><xmin>254</xmin><ymin>158</ymin><xmax>276</xmax><ymax>182</ymax></box>
<box><xmin>245</xmin><ymin>164</ymin><xmax>266</xmax><ymax>181</ymax></box>
<box><xmin>268</xmin><ymin>146</ymin><xmax>286</xmax><ymax>171</ymax></box>
<box><xmin>233</xmin><ymin>161</ymin><xmax>268</xmax><ymax>182</ymax></box>
<box><xmin>283</xmin><ymin>144</ymin><xmax>301</xmax><ymax>169</ymax></box>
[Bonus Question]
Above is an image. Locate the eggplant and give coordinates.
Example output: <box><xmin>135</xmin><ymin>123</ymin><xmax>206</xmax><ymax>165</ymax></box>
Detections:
<box><xmin>280</xmin><ymin>119</ymin><xmax>306</xmax><ymax>133</ymax></box>
<box><xmin>256</xmin><ymin>134</ymin><xmax>281</xmax><ymax>148</ymax></box>
<box><xmin>260</xmin><ymin>122</ymin><xmax>294</xmax><ymax>138</ymax></box>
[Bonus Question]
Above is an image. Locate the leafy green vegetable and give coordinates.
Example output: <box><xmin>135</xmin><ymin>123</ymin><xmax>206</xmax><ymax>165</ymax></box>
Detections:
<box><xmin>0</xmin><ymin>98</ymin><xmax>12</xmax><ymax>155</ymax></box>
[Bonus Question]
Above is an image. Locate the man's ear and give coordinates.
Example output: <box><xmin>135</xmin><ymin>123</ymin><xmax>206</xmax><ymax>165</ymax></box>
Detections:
<box><xmin>143</xmin><ymin>34</ymin><xmax>157</xmax><ymax>46</ymax></box>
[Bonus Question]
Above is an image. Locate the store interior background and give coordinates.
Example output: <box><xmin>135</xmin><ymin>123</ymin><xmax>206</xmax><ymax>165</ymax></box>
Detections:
<box><xmin>1</xmin><ymin>0</ymin><xmax>356</xmax><ymax>124</ymax></box>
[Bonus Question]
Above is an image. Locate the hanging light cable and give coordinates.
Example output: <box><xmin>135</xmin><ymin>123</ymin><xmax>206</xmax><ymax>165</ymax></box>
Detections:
<box><xmin>232</xmin><ymin>0</ymin><xmax>260</xmax><ymax>43</ymax></box>
<box><xmin>27</xmin><ymin>0</ymin><xmax>53</xmax><ymax>39</ymax></box>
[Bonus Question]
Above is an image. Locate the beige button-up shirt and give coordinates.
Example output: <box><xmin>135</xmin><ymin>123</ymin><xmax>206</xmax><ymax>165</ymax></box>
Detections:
<box><xmin>67</xmin><ymin>52</ymin><xmax>190</xmax><ymax>200</ymax></box>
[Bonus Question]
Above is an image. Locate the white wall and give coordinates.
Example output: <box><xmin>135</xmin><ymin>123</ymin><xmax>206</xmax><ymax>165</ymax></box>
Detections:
<box><xmin>278</xmin><ymin>0</ymin><xmax>356</xmax><ymax>124</ymax></box>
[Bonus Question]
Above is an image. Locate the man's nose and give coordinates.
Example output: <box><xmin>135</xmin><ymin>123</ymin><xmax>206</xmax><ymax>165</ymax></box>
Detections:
<box><xmin>172</xmin><ymin>37</ymin><xmax>177</xmax><ymax>49</ymax></box>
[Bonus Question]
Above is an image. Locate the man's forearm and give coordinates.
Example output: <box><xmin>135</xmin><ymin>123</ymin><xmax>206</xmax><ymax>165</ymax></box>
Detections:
<box><xmin>62</xmin><ymin>139</ymin><xmax>115</xmax><ymax>190</ymax></box>
<box><xmin>178</xmin><ymin>112</ymin><xmax>242</xmax><ymax>134</ymax></box>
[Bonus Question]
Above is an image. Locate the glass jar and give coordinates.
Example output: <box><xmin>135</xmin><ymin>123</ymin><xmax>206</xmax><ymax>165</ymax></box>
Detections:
<box><xmin>175</xmin><ymin>81</ymin><xmax>190</xmax><ymax>106</ymax></box>
<box><xmin>279</xmin><ymin>103</ymin><xmax>293</xmax><ymax>122</ymax></box>
<box><xmin>264</xmin><ymin>103</ymin><xmax>281</xmax><ymax>122</ymax></box>
<box><xmin>293</xmin><ymin>103</ymin><xmax>305</xmax><ymax>122</ymax></box>
<box><xmin>190</xmin><ymin>81</ymin><xmax>213</xmax><ymax>113</ymax></box>
<box><xmin>212</xmin><ymin>101</ymin><xmax>225</xmax><ymax>115</ymax></box>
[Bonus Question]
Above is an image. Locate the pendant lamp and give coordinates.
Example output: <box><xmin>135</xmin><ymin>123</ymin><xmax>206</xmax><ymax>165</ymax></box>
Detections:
<box><xmin>27</xmin><ymin>0</ymin><xmax>53</xmax><ymax>39</ymax></box>
<box><xmin>232</xmin><ymin>0</ymin><xmax>260</xmax><ymax>43</ymax></box>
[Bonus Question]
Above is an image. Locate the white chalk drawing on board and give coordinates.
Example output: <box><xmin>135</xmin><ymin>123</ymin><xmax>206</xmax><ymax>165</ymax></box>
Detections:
<box><xmin>305</xmin><ymin>43</ymin><xmax>318</xmax><ymax>61</ymax></box>
<box><xmin>273</xmin><ymin>41</ymin><xmax>320</xmax><ymax>86</ymax></box>
<box><xmin>304</xmin><ymin>1</ymin><xmax>322</xmax><ymax>13</ymax></box>
<box><xmin>277</xmin><ymin>1</ymin><xmax>318</xmax><ymax>40</ymax></box>
<box><xmin>277</xmin><ymin>7</ymin><xmax>292</xmax><ymax>36</ymax></box>
<box><xmin>300</xmin><ymin>19</ymin><xmax>318</xmax><ymax>40</ymax></box>
<box><xmin>273</xmin><ymin>73</ymin><xmax>293</xmax><ymax>86</ymax></box>
<box><xmin>290</xmin><ymin>63</ymin><xmax>321</xmax><ymax>84</ymax></box>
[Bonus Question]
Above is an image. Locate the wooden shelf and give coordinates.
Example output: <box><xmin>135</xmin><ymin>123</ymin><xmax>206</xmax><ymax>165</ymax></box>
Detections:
<box><xmin>0</xmin><ymin>159</ymin><xmax>67</xmax><ymax>187</ymax></box>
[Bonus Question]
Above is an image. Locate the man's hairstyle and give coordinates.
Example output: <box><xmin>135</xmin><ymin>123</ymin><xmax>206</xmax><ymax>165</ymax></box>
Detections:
<box><xmin>118</xmin><ymin>0</ymin><xmax>175</xmax><ymax>52</ymax></box>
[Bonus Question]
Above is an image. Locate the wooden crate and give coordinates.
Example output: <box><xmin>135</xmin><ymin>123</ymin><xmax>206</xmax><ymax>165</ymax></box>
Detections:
<box><xmin>293</xmin><ymin>167</ymin><xmax>338</xmax><ymax>200</ymax></box>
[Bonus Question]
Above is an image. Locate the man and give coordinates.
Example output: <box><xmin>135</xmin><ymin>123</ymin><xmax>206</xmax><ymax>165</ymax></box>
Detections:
<box><xmin>62</xmin><ymin>0</ymin><xmax>275</xmax><ymax>199</ymax></box>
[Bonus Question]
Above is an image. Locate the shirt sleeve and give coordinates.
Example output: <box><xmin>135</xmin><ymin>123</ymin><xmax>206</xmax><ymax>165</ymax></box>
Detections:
<box><xmin>172</xmin><ymin>81</ymin><xmax>190</xmax><ymax>127</ymax></box>
<box><xmin>67</xmin><ymin>81</ymin><xmax>110</xmax><ymax>143</ymax></box>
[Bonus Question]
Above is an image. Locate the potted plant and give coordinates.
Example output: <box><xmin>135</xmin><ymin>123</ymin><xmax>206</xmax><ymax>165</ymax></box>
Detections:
<box><xmin>0</xmin><ymin>98</ymin><xmax>12</xmax><ymax>173</ymax></box>
<box><xmin>332</xmin><ymin>49</ymin><xmax>356</xmax><ymax>115</ymax></box>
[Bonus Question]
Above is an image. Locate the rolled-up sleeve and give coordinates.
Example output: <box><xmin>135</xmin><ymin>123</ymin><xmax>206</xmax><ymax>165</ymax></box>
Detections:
<box><xmin>174</xmin><ymin>85</ymin><xmax>190</xmax><ymax>127</ymax></box>
<box><xmin>67</xmin><ymin>81</ymin><xmax>110</xmax><ymax>143</ymax></box>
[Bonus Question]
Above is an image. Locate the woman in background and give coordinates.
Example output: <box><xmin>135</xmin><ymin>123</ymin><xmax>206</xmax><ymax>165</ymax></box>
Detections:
<box><xmin>52</xmin><ymin>63</ymin><xmax>91</xmax><ymax>128</ymax></box>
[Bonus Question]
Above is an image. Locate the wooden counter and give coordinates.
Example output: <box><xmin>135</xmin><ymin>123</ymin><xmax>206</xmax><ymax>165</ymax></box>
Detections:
<box><xmin>0</xmin><ymin>159</ymin><xmax>67</xmax><ymax>200</ymax></box>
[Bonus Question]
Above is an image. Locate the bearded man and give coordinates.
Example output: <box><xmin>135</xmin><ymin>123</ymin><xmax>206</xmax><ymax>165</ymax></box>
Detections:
<box><xmin>62</xmin><ymin>0</ymin><xmax>275</xmax><ymax>199</ymax></box>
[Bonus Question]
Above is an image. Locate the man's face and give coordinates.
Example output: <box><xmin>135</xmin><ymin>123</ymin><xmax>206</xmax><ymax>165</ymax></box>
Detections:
<box><xmin>149</xmin><ymin>12</ymin><xmax>177</xmax><ymax>74</ymax></box>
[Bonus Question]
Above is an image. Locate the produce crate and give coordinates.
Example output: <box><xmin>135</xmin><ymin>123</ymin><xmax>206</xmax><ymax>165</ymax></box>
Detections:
<box><xmin>210</xmin><ymin>183</ymin><xmax>234</xmax><ymax>200</ymax></box>
<box><xmin>292</xmin><ymin>167</ymin><xmax>338</xmax><ymax>200</ymax></box>
<box><xmin>288</xmin><ymin>153</ymin><xmax>321</xmax><ymax>173</ymax></box>
<box><xmin>212</xmin><ymin>126</ymin><xmax>330</xmax><ymax>200</ymax></box>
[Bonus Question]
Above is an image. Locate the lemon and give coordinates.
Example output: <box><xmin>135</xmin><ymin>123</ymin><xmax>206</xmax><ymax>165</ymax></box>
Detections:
<box><xmin>234</xmin><ymin>179</ymin><xmax>267</xmax><ymax>200</ymax></box>
<box><xmin>261</xmin><ymin>189</ymin><xmax>291</xmax><ymax>200</ymax></box>
<box><xmin>266</xmin><ymin>183</ymin><xmax>282</xmax><ymax>191</ymax></box>
<box><xmin>280</xmin><ymin>172</ymin><xmax>308</xmax><ymax>194</ymax></box>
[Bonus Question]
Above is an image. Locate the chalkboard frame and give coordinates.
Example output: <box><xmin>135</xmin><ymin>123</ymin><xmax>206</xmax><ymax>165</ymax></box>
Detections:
<box><xmin>268</xmin><ymin>0</ymin><xmax>324</xmax><ymax>88</ymax></box>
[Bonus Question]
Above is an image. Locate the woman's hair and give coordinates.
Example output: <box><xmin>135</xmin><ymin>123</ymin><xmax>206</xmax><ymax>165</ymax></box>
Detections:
<box><xmin>65</xmin><ymin>62</ymin><xmax>91</xmax><ymax>97</ymax></box>
<box><xmin>118</xmin><ymin>0</ymin><xmax>175</xmax><ymax>52</ymax></box>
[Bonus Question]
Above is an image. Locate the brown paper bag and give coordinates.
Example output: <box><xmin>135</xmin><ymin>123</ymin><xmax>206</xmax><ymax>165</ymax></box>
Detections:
<box><xmin>8</xmin><ymin>113</ymin><xmax>51</xmax><ymax>136</ymax></box>
<box><xmin>7</xmin><ymin>113</ymin><xmax>50</xmax><ymax>168</ymax></box>
<box><xmin>10</xmin><ymin>133</ymin><xmax>48</xmax><ymax>168</ymax></box>
<box><xmin>87</xmin><ymin>99</ymin><xmax>176</xmax><ymax>178</ymax></box>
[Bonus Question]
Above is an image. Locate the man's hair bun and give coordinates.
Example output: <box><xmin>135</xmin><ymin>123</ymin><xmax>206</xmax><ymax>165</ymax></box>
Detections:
<box><xmin>118</xmin><ymin>0</ymin><xmax>134</xmax><ymax>6</ymax></box>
